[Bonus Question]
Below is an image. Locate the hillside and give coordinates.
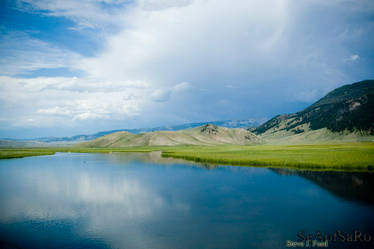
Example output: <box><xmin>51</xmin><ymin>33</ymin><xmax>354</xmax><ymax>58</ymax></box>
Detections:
<box><xmin>255</xmin><ymin>80</ymin><xmax>374</xmax><ymax>143</ymax></box>
<box><xmin>0</xmin><ymin>118</ymin><xmax>260</xmax><ymax>147</ymax></box>
<box><xmin>81</xmin><ymin>124</ymin><xmax>261</xmax><ymax>147</ymax></box>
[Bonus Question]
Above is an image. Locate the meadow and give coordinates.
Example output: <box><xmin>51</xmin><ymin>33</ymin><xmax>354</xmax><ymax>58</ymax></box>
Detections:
<box><xmin>1</xmin><ymin>142</ymin><xmax>373</xmax><ymax>172</ymax></box>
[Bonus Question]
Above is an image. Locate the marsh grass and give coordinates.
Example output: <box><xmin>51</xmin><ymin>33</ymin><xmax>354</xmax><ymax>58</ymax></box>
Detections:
<box><xmin>161</xmin><ymin>143</ymin><xmax>374</xmax><ymax>171</ymax></box>
<box><xmin>1</xmin><ymin>142</ymin><xmax>373</xmax><ymax>172</ymax></box>
<box><xmin>0</xmin><ymin>149</ymin><xmax>55</xmax><ymax>159</ymax></box>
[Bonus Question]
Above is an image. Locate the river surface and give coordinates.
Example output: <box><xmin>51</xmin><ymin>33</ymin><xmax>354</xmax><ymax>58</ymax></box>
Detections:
<box><xmin>0</xmin><ymin>152</ymin><xmax>373</xmax><ymax>249</ymax></box>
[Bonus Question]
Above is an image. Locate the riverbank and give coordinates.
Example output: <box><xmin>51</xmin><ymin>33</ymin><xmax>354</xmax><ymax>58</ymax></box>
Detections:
<box><xmin>1</xmin><ymin>142</ymin><xmax>373</xmax><ymax>171</ymax></box>
<box><xmin>0</xmin><ymin>149</ymin><xmax>56</xmax><ymax>159</ymax></box>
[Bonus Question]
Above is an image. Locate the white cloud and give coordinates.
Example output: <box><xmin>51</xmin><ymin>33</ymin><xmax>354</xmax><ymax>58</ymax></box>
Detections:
<box><xmin>0</xmin><ymin>31</ymin><xmax>82</xmax><ymax>76</ymax></box>
<box><xmin>139</xmin><ymin>0</ymin><xmax>194</xmax><ymax>10</ymax></box>
<box><xmin>78</xmin><ymin>0</ymin><xmax>289</xmax><ymax>82</ymax></box>
<box><xmin>1</xmin><ymin>0</ymin><xmax>373</xmax><ymax>134</ymax></box>
<box><xmin>173</xmin><ymin>81</ymin><xmax>191</xmax><ymax>92</ymax></box>
<box><xmin>345</xmin><ymin>54</ymin><xmax>359</xmax><ymax>62</ymax></box>
<box><xmin>351</xmin><ymin>55</ymin><xmax>359</xmax><ymax>60</ymax></box>
<box><xmin>36</xmin><ymin>106</ymin><xmax>72</xmax><ymax>115</ymax></box>
<box><xmin>150</xmin><ymin>89</ymin><xmax>171</xmax><ymax>102</ymax></box>
<box><xmin>0</xmin><ymin>76</ymin><xmax>148</xmax><ymax>127</ymax></box>
<box><xmin>16</xmin><ymin>0</ymin><xmax>129</xmax><ymax>30</ymax></box>
<box><xmin>150</xmin><ymin>82</ymin><xmax>191</xmax><ymax>102</ymax></box>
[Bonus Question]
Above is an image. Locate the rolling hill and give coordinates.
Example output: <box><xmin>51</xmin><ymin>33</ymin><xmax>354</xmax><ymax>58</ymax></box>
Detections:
<box><xmin>0</xmin><ymin>119</ymin><xmax>260</xmax><ymax>147</ymax></box>
<box><xmin>254</xmin><ymin>80</ymin><xmax>374</xmax><ymax>143</ymax></box>
<box><xmin>81</xmin><ymin>124</ymin><xmax>261</xmax><ymax>147</ymax></box>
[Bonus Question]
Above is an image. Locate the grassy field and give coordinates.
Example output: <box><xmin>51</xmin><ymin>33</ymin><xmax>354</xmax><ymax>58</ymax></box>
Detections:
<box><xmin>161</xmin><ymin>143</ymin><xmax>374</xmax><ymax>171</ymax></box>
<box><xmin>1</xmin><ymin>143</ymin><xmax>373</xmax><ymax>171</ymax></box>
<box><xmin>0</xmin><ymin>149</ymin><xmax>56</xmax><ymax>159</ymax></box>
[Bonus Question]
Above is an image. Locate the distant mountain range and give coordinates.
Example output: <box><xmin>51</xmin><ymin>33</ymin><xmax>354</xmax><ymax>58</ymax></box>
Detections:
<box><xmin>0</xmin><ymin>119</ymin><xmax>260</xmax><ymax>147</ymax></box>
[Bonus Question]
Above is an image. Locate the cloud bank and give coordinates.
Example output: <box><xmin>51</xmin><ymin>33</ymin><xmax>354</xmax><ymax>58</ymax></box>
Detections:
<box><xmin>0</xmin><ymin>0</ymin><xmax>373</xmax><ymax>137</ymax></box>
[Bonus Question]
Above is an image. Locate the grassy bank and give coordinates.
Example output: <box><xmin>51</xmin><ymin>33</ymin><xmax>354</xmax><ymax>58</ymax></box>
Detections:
<box><xmin>0</xmin><ymin>147</ymin><xmax>164</xmax><ymax>159</ymax></box>
<box><xmin>161</xmin><ymin>143</ymin><xmax>374</xmax><ymax>171</ymax></box>
<box><xmin>0</xmin><ymin>149</ymin><xmax>56</xmax><ymax>159</ymax></box>
<box><xmin>1</xmin><ymin>143</ymin><xmax>373</xmax><ymax>171</ymax></box>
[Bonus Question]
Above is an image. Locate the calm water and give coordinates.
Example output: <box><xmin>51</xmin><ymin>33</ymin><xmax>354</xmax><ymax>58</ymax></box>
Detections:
<box><xmin>0</xmin><ymin>152</ymin><xmax>373</xmax><ymax>249</ymax></box>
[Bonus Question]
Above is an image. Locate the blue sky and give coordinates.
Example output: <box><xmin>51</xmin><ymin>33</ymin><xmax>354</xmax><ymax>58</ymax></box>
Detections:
<box><xmin>0</xmin><ymin>0</ymin><xmax>373</xmax><ymax>138</ymax></box>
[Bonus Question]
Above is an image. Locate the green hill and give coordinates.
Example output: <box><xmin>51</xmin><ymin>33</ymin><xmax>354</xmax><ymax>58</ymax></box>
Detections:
<box><xmin>81</xmin><ymin>124</ymin><xmax>261</xmax><ymax>147</ymax></box>
<box><xmin>254</xmin><ymin>80</ymin><xmax>374</xmax><ymax>143</ymax></box>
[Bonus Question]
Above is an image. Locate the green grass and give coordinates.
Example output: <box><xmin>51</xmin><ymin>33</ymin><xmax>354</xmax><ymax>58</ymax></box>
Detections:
<box><xmin>0</xmin><ymin>149</ymin><xmax>55</xmax><ymax>159</ymax></box>
<box><xmin>1</xmin><ymin>142</ymin><xmax>374</xmax><ymax>172</ymax></box>
<box><xmin>161</xmin><ymin>143</ymin><xmax>374</xmax><ymax>172</ymax></box>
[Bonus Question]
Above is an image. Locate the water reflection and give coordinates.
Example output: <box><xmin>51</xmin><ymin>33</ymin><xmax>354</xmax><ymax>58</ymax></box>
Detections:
<box><xmin>1</xmin><ymin>166</ymin><xmax>163</xmax><ymax>222</ymax></box>
<box><xmin>0</xmin><ymin>152</ymin><xmax>373</xmax><ymax>249</ymax></box>
<box><xmin>107</xmin><ymin>151</ymin><xmax>218</xmax><ymax>169</ymax></box>
<box><xmin>0</xmin><ymin>154</ymin><xmax>190</xmax><ymax>249</ymax></box>
<box><xmin>271</xmin><ymin>168</ymin><xmax>374</xmax><ymax>204</ymax></box>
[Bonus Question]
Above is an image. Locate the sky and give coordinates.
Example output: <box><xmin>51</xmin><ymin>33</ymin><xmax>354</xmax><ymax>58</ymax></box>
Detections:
<box><xmin>0</xmin><ymin>0</ymin><xmax>374</xmax><ymax>138</ymax></box>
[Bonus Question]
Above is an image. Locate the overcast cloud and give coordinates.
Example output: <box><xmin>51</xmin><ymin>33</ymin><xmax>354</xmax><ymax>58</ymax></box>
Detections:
<box><xmin>0</xmin><ymin>0</ymin><xmax>373</xmax><ymax>138</ymax></box>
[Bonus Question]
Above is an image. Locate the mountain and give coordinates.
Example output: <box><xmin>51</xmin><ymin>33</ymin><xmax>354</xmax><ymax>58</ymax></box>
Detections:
<box><xmin>81</xmin><ymin>124</ymin><xmax>261</xmax><ymax>147</ymax></box>
<box><xmin>0</xmin><ymin>119</ymin><xmax>260</xmax><ymax>147</ymax></box>
<box><xmin>254</xmin><ymin>80</ymin><xmax>374</xmax><ymax>143</ymax></box>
